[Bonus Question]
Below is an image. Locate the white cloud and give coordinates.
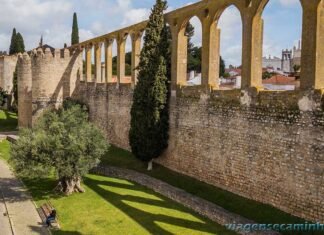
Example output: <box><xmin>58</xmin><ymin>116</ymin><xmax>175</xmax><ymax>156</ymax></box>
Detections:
<box><xmin>218</xmin><ymin>6</ymin><xmax>242</xmax><ymax>66</ymax></box>
<box><xmin>122</xmin><ymin>8</ymin><xmax>150</xmax><ymax>26</ymax></box>
<box><xmin>0</xmin><ymin>0</ymin><xmax>300</xmax><ymax>67</ymax></box>
<box><xmin>0</xmin><ymin>0</ymin><xmax>72</xmax><ymax>51</ymax></box>
<box><xmin>279</xmin><ymin>0</ymin><xmax>299</xmax><ymax>7</ymax></box>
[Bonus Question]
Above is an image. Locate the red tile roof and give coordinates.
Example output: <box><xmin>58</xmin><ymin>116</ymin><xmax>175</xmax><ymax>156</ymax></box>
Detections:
<box><xmin>262</xmin><ymin>75</ymin><xmax>297</xmax><ymax>85</ymax></box>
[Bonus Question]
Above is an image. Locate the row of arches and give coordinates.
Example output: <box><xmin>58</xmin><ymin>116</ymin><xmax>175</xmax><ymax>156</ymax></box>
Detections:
<box><xmin>78</xmin><ymin>0</ymin><xmax>323</xmax><ymax>91</ymax></box>
<box><xmin>82</xmin><ymin>32</ymin><xmax>145</xmax><ymax>84</ymax></box>
<box><xmin>176</xmin><ymin>0</ymin><xmax>303</xmax><ymax>90</ymax></box>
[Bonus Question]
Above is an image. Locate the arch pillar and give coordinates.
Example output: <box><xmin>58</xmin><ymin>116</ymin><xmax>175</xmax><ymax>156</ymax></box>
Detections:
<box><xmin>105</xmin><ymin>39</ymin><xmax>113</xmax><ymax>83</ymax></box>
<box><xmin>201</xmin><ymin>18</ymin><xmax>220</xmax><ymax>90</ymax></box>
<box><xmin>170</xmin><ymin>23</ymin><xmax>188</xmax><ymax>91</ymax></box>
<box><xmin>241</xmin><ymin>12</ymin><xmax>263</xmax><ymax>89</ymax></box>
<box><xmin>94</xmin><ymin>42</ymin><xmax>102</xmax><ymax>83</ymax></box>
<box><xmin>85</xmin><ymin>44</ymin><xmax>92</xmax><ymax>82</ymax></box>
<box><xmin>131</xmin><ymin>32</ymin><xmax>143</xmax><ymax>88</ymax></box>
<box><xmin>117</xmin><ymin>34</ymin><xmax>127</xmax><ymax>86</ymax></box>
<box><xmin>300</xmin><ymin>0</ymin><xmax>324</xmax><ymax>89</ymax></box>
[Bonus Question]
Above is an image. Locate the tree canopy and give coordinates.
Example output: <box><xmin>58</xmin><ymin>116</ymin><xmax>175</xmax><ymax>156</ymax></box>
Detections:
<box><xmin>9</xmin><ymin>28</ymin><xmax>17</xmax><ymax>55</ymax></box>
<box><xmin>71</xmin><ymin>12</ymin><xmax>79</xmax><ymax>45</ymax></box>
<box><xmin>10</xmin><ymin>101</ymin><xmax>108</xmax><ymax>195</ymax></box>
<box><xmin>9</xmin><ymin>28</ymin><xmax>25</xmax><ymax>55</ymax></box>
<box><xmin>129</xmin><ymin>0</ymin><xmax>170</xmax><ymax>169</ymax></box>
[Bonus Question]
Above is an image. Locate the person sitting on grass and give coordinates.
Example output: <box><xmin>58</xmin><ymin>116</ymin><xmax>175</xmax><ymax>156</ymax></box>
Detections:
<box><xmin>46</xmin><ymin>209</ymin><xmax>56</xmax><ymax>227</ymax></box>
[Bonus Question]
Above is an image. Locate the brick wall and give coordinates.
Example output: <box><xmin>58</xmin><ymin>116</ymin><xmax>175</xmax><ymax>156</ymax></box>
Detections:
<box><xmin>73</xmin><ymin>82</ymin><xmax>323</xmax><ymax>222</ymax></box>
<box><xmin>72</xmin><ymin>82</ymin><xmax>133</xmax><ymax>150</ymax></box>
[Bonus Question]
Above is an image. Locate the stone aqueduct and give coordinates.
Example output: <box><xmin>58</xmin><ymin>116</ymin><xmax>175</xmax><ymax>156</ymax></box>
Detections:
<box><xmin>71</xmin><ymin>0</ymin><xmax>324</xmax><ymax>91</ymax></box>
<box><xmin>16</xmin><ymin>0</ymin><xmax>323</xmax><ymax>222</ymax></box>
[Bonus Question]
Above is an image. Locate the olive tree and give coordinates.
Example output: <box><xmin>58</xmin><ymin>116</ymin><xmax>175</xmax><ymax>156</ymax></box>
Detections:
<box><xmin>10</xmin><ymin>102</ymin><xmax>108</xmax><ymax>195</ymax></box>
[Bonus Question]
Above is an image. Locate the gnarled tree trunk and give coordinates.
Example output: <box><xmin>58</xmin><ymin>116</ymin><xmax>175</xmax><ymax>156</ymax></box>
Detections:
<box><xmin>55</xmin><ymin>176</ymin><xmax>85</xmax><ymax>195</ymax></box>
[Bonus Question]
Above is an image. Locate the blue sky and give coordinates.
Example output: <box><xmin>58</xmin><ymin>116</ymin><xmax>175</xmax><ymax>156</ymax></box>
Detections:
<box><xmin>0</xmin><ymin>0</ymin><xmax>302</xmax><ymax>66</ymax></box>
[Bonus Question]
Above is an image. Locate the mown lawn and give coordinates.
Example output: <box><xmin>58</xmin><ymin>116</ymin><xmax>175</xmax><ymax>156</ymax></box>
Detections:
<box><xmin>101</xmin><ymin>146</ymin><xmax>318</xmax><ymax>235</ymax></box>
<box><xmin>0</xmin><ymin>139</ymin><xmax>10</xmax><ymax>162</ymax></box>
<box><xmin>0</xmin><ymin>110</ymin><xmax>18</xmax><ymax>132</ymax></box>
<box><xmin>0</xmin><ymin>140</ymin><xmax>235</xmax><ymax>235</ymax></box>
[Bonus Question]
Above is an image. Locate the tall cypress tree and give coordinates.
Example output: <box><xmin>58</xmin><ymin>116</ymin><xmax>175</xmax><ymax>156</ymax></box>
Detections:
<box><xmin>71</xmin><ymin>12</ymin><xmax>79</xmax><ymax>45</ymax></box>
<box><xmin>129</xmin><ymin>0</ymin><xmax>169</xmax><ymax>170</ymax></box>
<box><xmin>9</xmin><ymin>28</ymin><xmax>17</xmax><ymax>55</ymax></box>
<box><xmin>15</xmin><ymin>33</ymin><xmax>25</xmax><ymax>53</ymax></box>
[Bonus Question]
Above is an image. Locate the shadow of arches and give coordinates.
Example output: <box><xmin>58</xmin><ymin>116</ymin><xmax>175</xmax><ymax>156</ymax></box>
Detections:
<box><xmin>84</xmin><ymin>175</ymin><xmax>234</xmax><ymax>235</ymax></box>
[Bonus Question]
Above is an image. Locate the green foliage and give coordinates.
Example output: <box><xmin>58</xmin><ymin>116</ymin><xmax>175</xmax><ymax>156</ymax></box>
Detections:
<box><xmin>71</xmin><ymin>12</ymin><xmax>79</xmax><ymax>45</ymax></box>
<box><xmin>10</xmin><ymin>66</ymin><xmax>18</xmax><ymax>112</ymax></box>
<box><xmin>10</xmin><ymin>103</ymin><xmax>108</xmax><ymax>181</ymax></box>
<box><xmin>220</xmin><ymin>56</ymin><xmax>225</xmax><ymax>77</ymax></box>
<box><xmin>112</xmin><ymin>52</ymin><xmax>132</xmax><ymax>76</ymax></box>
<box><xmin>262</xmin><ymin>71</ymin><xmax>276</xmax><ymax>80</ymax></box>
<box><xmin>0</xmin><ymin>87</ymin><xmax>8</xmax><ymax>106</ymax></box>
<box><xmin>184</xmin><ymin>24</ymin><xmax>225</xmax><ymax>77</ymax></box>
<box><xmin>9</xmin><ymin>28</ymin><xmax>17</xmax><ymax>55</ymax></box>
<box><xmin>62</xmin><ymin>97</ymin><xmax>88</xmax><ymax>112</ymax></box>
<box><xmin>0</xmin><ymin>110</ymin><xmax>17</xmax><ymax>132</ymax></box>
<box><xmin>15</xmin><ymin>33</ymin><xmax>25</xmax><ymax>53</ymax></box>
<box><xmin>9</xmin><ymin>28</ymin><xmax>25</xmax><ymax>55</ymax></box>
<box><xmin>129</xmin><ymin>0</ymin><xmax>170</xmax><ymax>163</ymax></box>
<box><xmin>185</xmin><ymin>22</ymin><xmax>194</xmax><ymax>54</ymax></box>
<box><xmin>293</xmin><ymin>64</ymin><xmax>301</xmax><ymax>73</ymax></box>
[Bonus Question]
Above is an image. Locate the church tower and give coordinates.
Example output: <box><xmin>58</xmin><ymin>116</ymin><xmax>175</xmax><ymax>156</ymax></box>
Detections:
<box><xmin>281</xmin><ymin>49</ymin><xmax>292</xmax><ymax>73</ymax></box>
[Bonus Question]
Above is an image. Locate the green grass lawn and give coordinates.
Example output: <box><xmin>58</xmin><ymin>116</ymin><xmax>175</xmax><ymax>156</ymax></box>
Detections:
<box><xmin>0</xmin><ymin>140</ymin><xmax>234</xmax><ymax>235</ymax></box>
<box><xmin>101</xmin><ymin>146</ymin><xmax>319</xmax><ymax>235</ymax></box>
<box><xmin>0</xmin><ymin>110</ymin><xmax>18</xmax><ymax>132</ymax></box>
<box><xmin>0</xmin><ymin>140</ymin><xmax>10</xmax><ymax>162</ymax></box>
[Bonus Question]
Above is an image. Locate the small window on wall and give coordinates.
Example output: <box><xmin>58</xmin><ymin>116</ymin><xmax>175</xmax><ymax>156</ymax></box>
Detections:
<box><xmin>261</xmin><ymin>0</ymin><xmax>302</xmax><ymax>91</ymax></box>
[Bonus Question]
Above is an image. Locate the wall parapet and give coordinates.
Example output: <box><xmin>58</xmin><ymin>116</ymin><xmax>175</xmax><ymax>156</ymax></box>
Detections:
<box><xmin>17</xmin><ymin>48</ymin><xmax>83</xmax><ymax>126</ymax></box>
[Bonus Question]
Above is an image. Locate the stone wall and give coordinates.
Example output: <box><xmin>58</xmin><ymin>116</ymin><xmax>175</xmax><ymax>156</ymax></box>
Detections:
<box><xmin>72</xmin><ymin>81</ymin><xmax>324</xmax><ymax>223</ymax></box>
<box><xmin>17</xmin><ymin>48</ymin><xmax>82</xmax><ymax>127</ymax></box>
<box><xmin>72</xmin><ymin>82</ymin><xmax>133</xmax><ymax>150</ymax></box>
<box><xmin>0</xmin><ymin>55</ymin><xmax>18</xmax><ymax>92</ymax></box>
<box><xmin>159</xmin><ymin>88</ymin><xmax>324</xmax><ymax>222</ymax></box>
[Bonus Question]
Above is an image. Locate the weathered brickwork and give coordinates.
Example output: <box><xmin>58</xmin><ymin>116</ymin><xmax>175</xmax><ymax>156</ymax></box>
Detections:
<box><xmin>72</xmin><ymin>82</ymin><xmax>133</xmax><ymax>150</ymax></box>
<box><xmin>17</xmin><ymin>48</ymin><xmax>82</xmax><ymax>127</ymax></box>
<box><xmin>158</xmin><ymin>89</ymin><xmax>324</xmax><ymax>222</ymax></box>
<box><xmin>0</xmin><ymin>55</ymin><xmax>17</xmax><ymax>92</ymax></box>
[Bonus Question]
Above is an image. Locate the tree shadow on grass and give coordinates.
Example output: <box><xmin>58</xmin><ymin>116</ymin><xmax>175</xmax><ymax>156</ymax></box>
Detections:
<box><xmin>21</xmin><ymin>177</ymin><xmax>64</xmax><ymax>202</ymax></box>
<box><xmin>84</xmin><ymin>175</ymin><xmax>235</xmax><ymax>235</ymax></box>
<box><xmin>29</xmin><ymin>225</ymin><xmax>83</xmax><ymax>235</ymax></box>
<box><xmin>0</xmin><ymin>110</ymin><xmax>18</xmax><ymax>132</ymax></box>
<box><xmin>52</xmin><ymin>230</ymin><xmax>83</xmax><ymax>235</ymax></box>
